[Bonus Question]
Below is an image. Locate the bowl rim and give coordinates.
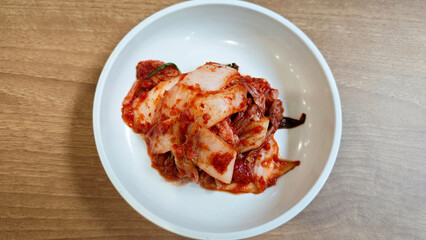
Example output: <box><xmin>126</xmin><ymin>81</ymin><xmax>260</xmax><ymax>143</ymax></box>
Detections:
<box><xmin>92</xmin><ymin>0</ymin><xmax>342</xmax><ymax>239</ymax></box>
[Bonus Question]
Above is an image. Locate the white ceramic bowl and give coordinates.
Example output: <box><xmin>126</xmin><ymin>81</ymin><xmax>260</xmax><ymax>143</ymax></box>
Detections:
<box><xmin>93</xmin><ymin>1</ymin><xmax>342</xmax><ymax>239</ymax></box>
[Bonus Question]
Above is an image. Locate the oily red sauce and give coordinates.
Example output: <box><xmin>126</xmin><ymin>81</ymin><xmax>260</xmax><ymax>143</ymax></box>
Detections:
<box><xmin>232</xmin><ymin>155</ymin><xmax>253</xmax><ymax>184</ymax></box>
<box><xmin>122</xmin><ymin>91</ymin><xmax>150</xmax><ymax>133</ymax></box>
<box><xmin>150</xmin><ymin>152</ymin><xmax>180</xmax><ymax>182</ymax></box>
<box><xmin>135</xmin><ymin>122</ymin><xmax>151</xmax><ymax>134</ymax></box>
<box><xmin>177</xmin><ymin>109</ymin><xmax>194</xmax><ymax>143</ymax></box>
<box><xmin>185</xmin><ymin>141</ymin><xmax>198</xmax><ymax>163</ymax></box>
<box><xmin>267</xmin><ymin>176</ymin><xmax>279</xmax><ymax>186</ymax></box>
<box><xmin>211</xmin><ymin>152</ymin><xmax>233</xmax><ymax>174</ymax></box>
<box><xmin>121</xmin><ymin>104</ymin><xmax>134</xmax><ymax>128</ymax></box>
<box><xmin>256</xmin><ymin>177</ymin><xmax>268</xmax><ymax>192</ymax></box>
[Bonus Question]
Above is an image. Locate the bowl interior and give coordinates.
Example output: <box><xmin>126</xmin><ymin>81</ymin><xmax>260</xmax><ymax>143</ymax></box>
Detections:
<box><xmin>96</xmin><ymin>2</ymin><xmax>337</xmax><ymax>237</ymax></box>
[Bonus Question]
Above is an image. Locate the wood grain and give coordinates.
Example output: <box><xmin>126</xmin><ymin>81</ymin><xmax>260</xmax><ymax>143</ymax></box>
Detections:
<box><xmin>0</xmin><ymin>0</ymin><xmax>425</xmax><ymax>239</ymax></box>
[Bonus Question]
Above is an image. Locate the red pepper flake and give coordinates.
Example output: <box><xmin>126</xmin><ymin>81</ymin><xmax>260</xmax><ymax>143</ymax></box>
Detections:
<box><xmin>211</xmin><ymin>152</ymin><xmax>233</xmax><ymax>174</ymax></box>
<box><xmin>178</xmin><ymin>110</ymin><xmax>194</xmax><ymax>143</ymax></box>
<box><xmin>170</xmin><ymin>105</ymin><xmax>179</xmax><ymax>116</ymax></box>
<box><xmin>172</xmin><ymin>144</ymin><xmax>185</xmax><ymax>158</ymax></box>
<box><xmin>261</xmin><ymin>160</ymin><xmax>269</xmax><ymax>167</ymax></box>
<box><xmin>138</xmin><ymin>91</ymin><xmax>148</xmax><ymax>102</ymax></box>
<box><xmin>158</xmin><ymin>121</ymin><xmax>171</xmax><ymax>134</ymax></box>
<box><xmin>239</xmin><ymin>100</ymin><xmax>246</xmax><ymax>109</ymax></box>
<box><xmin>121</xmin><ymin>104</ymin><xmax>134</xmax><ymax>128</ymax></box>
<box><xmin>232</xmin><ymin>155</ymin><xmax>253</xmax><ymax>184</ymax></box>
<box><xmin>257</xmin><ymin>177</ymin><xmax>267</xmax><ymax>191</ymax></box>
<box><xmin>188</xmin><ymin>85</ymin><xmax>200</xmax><ymax>91</ymax></box>
<box><xmin>161</xmin><ymin>114</ymin><xmax>169</xmax><ymax>121</ymax></box>
<box><xmin>264</xmin><ymin>142</ymin><xmax>271</xmax><ymax>151</ymax></box>
<box><xmin>199</xmin><ymin>143</ymin><xmax>210</xmax><ymax>151</ymax></box>
<box><xmin>253</xmin><ymin>125</ymin><xmax>264</xmax><ymax>133</ymax></box>
<box><xmin>240</xmin><ymin>139</ymin><xmax>249</xmax><ymax>146</ymax></box>
<box><xmin>150</xmin><ymin>152</ymin><xmax>180</xmax><ymax>182</ymax></box>
<box><xmin>202</xmin><ymin>113</ymin><xmax>211</xmax><ymax>124</ymax></box>
<box><xmin>136</xmin><ymin>122</ymin><xmax>150</xmax><ymax>134</ymax></box>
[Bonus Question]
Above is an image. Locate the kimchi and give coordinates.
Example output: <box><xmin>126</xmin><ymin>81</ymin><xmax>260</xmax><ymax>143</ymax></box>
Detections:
<box><xmin>122</xmin><ymin>60</ymin><xmax>306</xmax><ymax>194</ymax></box>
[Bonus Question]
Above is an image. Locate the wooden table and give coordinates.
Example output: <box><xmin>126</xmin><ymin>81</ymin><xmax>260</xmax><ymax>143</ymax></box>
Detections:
<box><xmin>1</xmin><ymin>0</ymin><xmax>425</xmax><ymax>239</ymax></box>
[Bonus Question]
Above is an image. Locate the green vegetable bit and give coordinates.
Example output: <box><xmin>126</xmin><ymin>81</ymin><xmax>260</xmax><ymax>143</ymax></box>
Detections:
<box><xmin>226</xmin><ymin>63</ymin><xmax>239</xmax><ymax>70</ymax></box>
<box><xmin>145</xmin><ymin>62</ymin><xmax>180</xmax><ymax>79</ymax></box>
